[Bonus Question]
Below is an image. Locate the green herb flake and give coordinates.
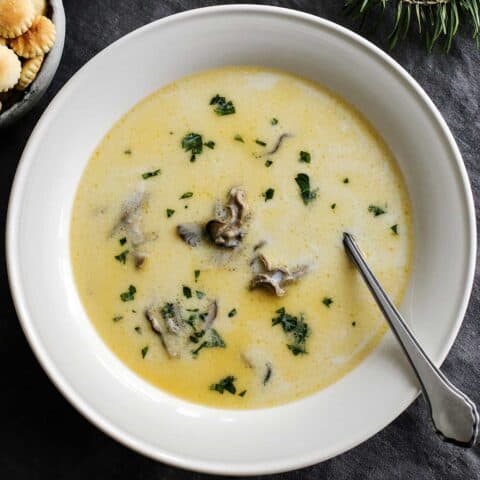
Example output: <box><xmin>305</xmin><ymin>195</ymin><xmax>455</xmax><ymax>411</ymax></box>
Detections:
<box><xmin>210</xmin><ymin>375</ymin><xmax>236</xmax><ymax>395</ymax></box>
<box><xmin>183</xmin><ymin>285</ymin><xmax>192</xmax><ymax>299</ymax></box>
<box><xmin>180</xmin><ymin>191</ymin><xmax>193</xmax><ymax>199</ymax></box>
<box><xmin>192</xmin><ymin>329</ymin><xmax>226</xmax><ymax>356</ymax></box>
<box><xmin>272</xmin><ymin>307</ymin><xmax>310</xmax><ymax>356</ymax></box>
<box><xmin>112</xmin><ymin>315</ymin><xmax>123</xmax><ymax>322</ymax></box>
<box><xmin>161</xmin><ymin>302</ymin><xmax>175</xmax><ymax>320</ymax></box>
<box><xmin>368</xmin><ymin>205</ymin><xmax>386</xmax><ymax>217</ymax></box>
<box><xmin>322</xmin><ymin>297</ymin><xmax>333</xmax><ymax>308</ymax></box>
<box><xmin>295</xmin><ymin>173</ymin><xmax>318</xmax><ymax>205</ymax></box>
<box><xmin>124</xmin><ymin>149</ymin><xmax>132</xmax><ymax>155</ymax></box>
<box><xmin>181</xmin><ymin>132</ymin><xmax>203</xmax><ymax>161</ymax></box>
<box><xmin>287</xmin><ymin>344</ymin><xmax>307</xmax><ymax>356</ymax></box>
<box><xmin>352</xmin><ymin>321</ymin><xmax>357</xmax><ymax>327</ymax></box>
<box><xmin>166</xmin><ymin>208</ymin><xmax>175</xmax><ymax>218</ymax></box>
<box><xmin>142</xmin><ymin>169</ymin><xmax>161</xmax><ymax>180</ymax></box>
<box><xmin>210</xmin><ymin>94</ymin><xmax>236</xmax><ymax>115</ymax></box>
<box><xmin>343</xmin><ymin>177</ymin><xmax>349</xmax><ymax>184</ymax></box>
<box><xmin>120</xmin><ymin>285</ymin><xmax>136</xmax><ymax>302</ymax></box>
<box><xmin>234</xmin><ymin>134</ymin><xmax>244</xmax><ymax>143</ymax></box>
<box><xmin>263</xmin><ymin>363</ymin><xmax>272</xmax><ymax>385</ymax></box>
<box><xmin>204</xmin><ymin>140</ymin><xmax>215</xmax><ymax>149</ymax></box>
<box><xmin>194</xmin><ymin>270</ymin><xmax>200</xmax><ymax>282</ymax></box>
<box><xmin>238</xmin><ymin>390</ymin><xmax>247</xmax><ymax>397</ymax></box>
<box><xmin>255</xmin><ymin>139</ymin><xmax>267</xmax><ymax>147</ymax></box>
<box><xmin>141</xmin><ymin>346</ymin><xmax>149</xmax><ymax>358</ymax></box>
<box><xmin>134</xmin><ymin>326</ymin><xmax>142</xmax><ymax>334</ymax></box>
<box><xmin>195</xmin><ymin>290</ymin><xmax>205</xmax><ymax>299</ymax></box>
<box><xmin>299</xmin><ymin>151</ymin><xmax>311</xmax><ymax>163</ymax></box>
<box><xmin>263</xmin><ymin>188</ymin><xmax>275</xmax><ymax>202</ymax></box>
<box><xmin>228</xmin><ymin>308</ymin><xmax>237</xmax><ymax>318</ymax></box>
<box><xmin>391</xmin><ymin>224</ymin><xmax>399</xmax><ymax>235</ymax></box>
<box><xmin>265</xmin><ymin>160</ymin><xmax>273</xmax><ymax>167</ymax></box>
<box><xmin>114</xmin><ymin>250</ymin><xmax>129</xmax><ymax>264</ymax></box>
<box><xmin>119</xmin><ymin>237</ymin><xmax>127</xmax><ymax>246</ymax></box>
<box><xmin>331</xmin><ymin>203</ymin><xmax>336</xmax><ymax>210</ymax></box>
<box><xmin>271</xmin><ymin>118</ymin><xmax>279</xmax><ymax>125</ymax></box>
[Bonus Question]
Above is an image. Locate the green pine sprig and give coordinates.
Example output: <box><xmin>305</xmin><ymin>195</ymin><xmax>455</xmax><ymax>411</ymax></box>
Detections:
<box><xmin>344</xmin><ymin>0</ymin><xmax>480</xmax><ymax>52</ymax></box>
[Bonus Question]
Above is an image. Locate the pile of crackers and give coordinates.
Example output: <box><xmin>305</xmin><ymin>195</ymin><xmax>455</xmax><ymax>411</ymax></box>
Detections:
<box><xmin>0</xmin><ymin>0</ymin><xmax>56</xmax><ymax>112</ymax></box>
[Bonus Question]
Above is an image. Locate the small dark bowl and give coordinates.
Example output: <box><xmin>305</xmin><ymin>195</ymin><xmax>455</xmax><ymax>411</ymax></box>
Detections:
<box><xmin>0</xmin><ymin>0</ymin><xmax>65</xmax><ymax>128</ymax></box>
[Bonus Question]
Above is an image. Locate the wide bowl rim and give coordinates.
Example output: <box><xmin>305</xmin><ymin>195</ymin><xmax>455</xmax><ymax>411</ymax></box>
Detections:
<box><xmin>6</xmin><ymin>4</ymin><xmax>477</xmax><ymax>475</ymax></box>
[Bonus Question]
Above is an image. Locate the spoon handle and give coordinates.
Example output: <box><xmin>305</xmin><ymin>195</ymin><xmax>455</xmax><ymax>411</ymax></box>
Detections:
<box><xmin>343</xmin><ymin>232</ymin><xmax>478</xmax><ymax>447</ymax></box>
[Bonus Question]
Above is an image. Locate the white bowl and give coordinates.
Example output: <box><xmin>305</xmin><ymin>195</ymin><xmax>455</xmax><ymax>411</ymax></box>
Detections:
<box><xmin>6</xmin><ymin>5</ymin><xmax>476</xmax><ymax>475</ymax></box>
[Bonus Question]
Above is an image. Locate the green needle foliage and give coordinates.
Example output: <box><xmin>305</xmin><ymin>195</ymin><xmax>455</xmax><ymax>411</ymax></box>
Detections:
<box><xmin>344</xmin><ymin>0</ymin><xmax>480</xmax><ymax>52</ymax></box>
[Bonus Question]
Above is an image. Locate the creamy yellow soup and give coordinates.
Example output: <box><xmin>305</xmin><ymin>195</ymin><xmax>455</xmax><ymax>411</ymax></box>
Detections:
<box><xmin>71</xmin><ymin>66</ymin><xmax>412</xmax><ymax>409</ymax></box>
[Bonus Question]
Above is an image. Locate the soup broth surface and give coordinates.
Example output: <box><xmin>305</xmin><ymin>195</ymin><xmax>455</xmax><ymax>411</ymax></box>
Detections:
<box><xmin>71</xmin><ymin>66</ymin><xmax>413</xmax><ymax>408</ymax></box>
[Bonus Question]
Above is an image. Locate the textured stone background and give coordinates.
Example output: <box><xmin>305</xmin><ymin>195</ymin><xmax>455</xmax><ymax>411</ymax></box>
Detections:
<box><xmin>1</xmin><ymin>1</ymin><xmax>479</xmax><ymax>478</ymax></box>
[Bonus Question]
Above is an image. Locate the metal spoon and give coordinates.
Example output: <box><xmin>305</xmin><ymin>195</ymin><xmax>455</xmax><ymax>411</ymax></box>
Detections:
<box><xmin>343</xmin><ymin>232</ymin><xmax>478</xmax><ymax>447</ymax></box>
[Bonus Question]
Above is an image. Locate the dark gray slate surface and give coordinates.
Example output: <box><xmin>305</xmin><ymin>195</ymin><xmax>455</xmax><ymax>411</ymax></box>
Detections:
<box><xmin>1</xmin><ymin>1</ymin><xmax>479</xmax><ymax>478</ymax></box>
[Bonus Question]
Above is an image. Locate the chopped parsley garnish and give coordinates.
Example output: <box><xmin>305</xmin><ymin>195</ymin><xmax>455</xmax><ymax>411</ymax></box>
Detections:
<box><xmin>194</xmin><ymin>270</ymin><xmax>200</xmax><ymax>282</ymax></box>
<box><xmin>391</xmin><ymin>224</ymin><xmax>399</xmax><ymax>235</ymax></box>
<box><xmin>186</xmin><ymin>312</ymin><xmax>204</xmax><ymax>335</ymax></box>
<box><xmin>331</xmin><ymin>203</ymin><xmax>336</xmax><ymax>210</ymax></box>
<box><xmin>271</xmin><ymin>118</ymin><xmax>278</xmax><ymax>125</ymax></box>
<box><xmin>368</xmin><ymin>205</ymin><xmax>386</xmax><ymax>216</ymax></box>
<box><xmin>188</xmin><ymin>332</ymin><xmax>204</xmax><ymax>344</ymax></box>
<box><xmin>142</xmin><ymin>169</ymin><xmax>161</xmax><ymax>179</ymax></box>
<box><xmin>263</xmin><ymin>188</ymin><xmax>275</xmax><ymax>201</ymax></box>
<box><xmin>134</xmin><ymin>326</ymin><xmax>142</xmax><ymax>334</ymax></box>
<box><xmin>210</xmin><ymin>94</ymin><xmax>236</xmax><ymax>115</ymax></box>
<box><xmin>272</xmin><ymin>307</ymin><xmax>310</xmax><ymax>355</ymax></box>
<box><xmin>299</xmin><ymin>151</ymin><xmax>311</xmax><ymax>163</ymax></box>
<box><xmin>263</xmin><ymin>363</ymin><xmax>272</xmax><ymax>385</ymax></box>
<box><xmin>120</xmin><ymin>285</ymin><xmax>136</xmax><ymax>302</ymax></box>
<box><xmin>265</xmin><ymin>160</ymin><xmax>273</xmax><ymax>167</ymax></box>
<box><xmin>166</xmin><ymin>208</ymin><xmax>175</xmax><ymax>218</ymax></box>
<box><xmin>287</xmin><ymin>345</ymin><xmax>307</xmax><ymax>355</ymax></box>
<box><xmin>228</xmin><ymin>308</ymin><xmax>237</xmax><ymax>318</ymax></box>
<box><xmin>195</xmin><ymin>290</ymin><xmax>205</xmax><ymax>299</ymax></box>
<box><xmin>112</xmin><ymin>315</ymin><xmax>123</xmax><ymax>322</ymax></box>
<box><xmin>238</xmin><ymin>390</ymin><xmax>247</xmax><ymax>397</ymax></box>
<box><xmin>295</xmin><ymin>173</ymin><xmax>318</xmax><ymax>205</ymax></box>
<box><xmin>204</xmin><ymin>140</ymin><xmax>215</xmax><ymax>149</ymax></box>
<box><xmin>352</xmin><ymin>321</ymin><xmax>357</xmax><ymax>327</ymax></box>
<box><xmin>343</xmin><ymin>177</ymin><xmax>349</xmax><ymax>184</ymax></box>
<box><xmin>234</xmin><ymin>134</ymin><xmax>244</xmax><ymax>143</ymax></box>
<box><xmin>210</xmin><ymin>375</ymin><xmax>236</xmax><ymax>394</ymax></box>
<box><xmin>183</xmin><ymin>285</ymin><xmax>192</xmax><ymax>299</ymax></box>
<box><xmin>181</xmin><ymin>132</ymin><xmax>203</xmax><ymax>161</ymax></box>
<box><xmin>161</xmin><ymin>302</ymin><xmax>176</xmax><ymax>320</ymax></box>
<box><xmin>114</xmin><ymin>250</ymin><xmax>129</xmax><ymax>264</ymax></box>
<box><xmin>272</xmin><ymin>308</ymin><xmax>297</xmax><ymax>331</ymax></box>
<box><xmin>255</xmin><ymin>139</ymin><xmax>267</xmax><ymax>146</ymax></box>
<box><xmin>180</xmin><ymin>191</ymin><xmax>193</xmax><ymax>199</ymax></box>
<box><xmin>119</xmin><ymin>237</ymin><xmax>127</xmax><ymax>245</ymax></box>
<box><xmin>141</xmin><ymin>346</ymin><xmax>149</xmax><ymax>358</ymax></box>
<box><xmin>192</xmin><ymin>328</ymin><xmax>226</xmax><ymax>357</ymax></box>
<box><xmin>124</xmin><ymin>149</ymin><xmax>132</xmax><ymax>155</ymax></box>
<box><xmin>322</xmin><ymin>297</ymin><xmax>333</xmax><ymax>308</ymax></box>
